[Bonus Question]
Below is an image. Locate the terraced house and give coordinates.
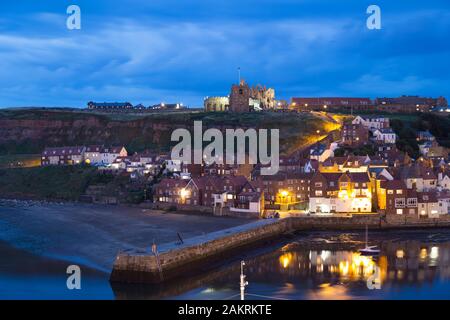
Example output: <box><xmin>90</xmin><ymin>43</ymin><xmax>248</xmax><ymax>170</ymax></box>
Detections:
<box><xmin>41</xmin><ymin>146</ymin><xmax>86</xmax><ymax>166</ymax></box>
<box><xmin>309</xmin><ymin>172</ymin><xmax>372</xmax><ymax>214</ymax></box>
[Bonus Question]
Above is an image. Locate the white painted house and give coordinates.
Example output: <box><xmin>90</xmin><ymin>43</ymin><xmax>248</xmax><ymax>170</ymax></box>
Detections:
<box><xmin>101</xmin><ymin>146</ymin><xmax>128</xmax><ymax>165</ymax></box>
<box><xmin>310</xmin><ymin>143</ymin><xmax>338</xmax><ymax>163</ymax></box>
<box><xmin>41</xmin><ymin>146</ymin><xmax>86</xmax><ymax>166</ymax></box>
<box><xmin>84</xmin><ymin>145</ymin><xmax>103</xmax><ymax>164</ymax></box>
<box><xmin>373</xmin><ymin>128</ymin><xmax>397</xmax><ymax>144</ymax></box>
<box><xmin>438</xmin><ymin>172</ymin><xmax>450</xmax><ymax>190</ymax></box>
<box><xmin>352</xmin><ymin>116</ymin><xmax>390</xmax><ymax>131</ymax></box>
<box><xmin>164</xmin><ymin>159</ymin><xmax>182</xmax><ymax>173</ymax></box>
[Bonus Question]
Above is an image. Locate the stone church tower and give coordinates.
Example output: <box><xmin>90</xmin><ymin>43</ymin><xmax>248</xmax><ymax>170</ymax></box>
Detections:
<box><xmin>229</xmin><ymin>80</ymin><xmax>250</xmax><ymax>112</ymax></box>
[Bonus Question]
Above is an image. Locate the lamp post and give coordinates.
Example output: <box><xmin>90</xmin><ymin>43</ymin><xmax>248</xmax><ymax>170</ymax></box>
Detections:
<box><xmin>279</xmin><ymin>190</ymin><xmax>289</xmax><ymax>211</ymax></box>
<box><xmin>240</xmin><ymin>261</ymin><xmax>248</xmax><ymax>300</ymax></box>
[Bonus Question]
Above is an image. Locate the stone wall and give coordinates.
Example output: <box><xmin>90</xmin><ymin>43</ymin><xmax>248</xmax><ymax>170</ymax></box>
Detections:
<box><xmin>290</xmin><ymin>214</ymin><xmax>380</xmax><ymax>230</ymax></box>
<box><xmin>382</xmin><ymin>214</ymin><xmax>450</xmax><ymax>228</ymax></box>
<box><xmin>110</xmin><ymin>214</ymin><xmax>450</xmax><ymax>284</ymax></box>
<box><xmin>110</xmin><ymin>219</ymin><xmax>290</xmax><ymax>284</ymax></box>
<box><xmin>140</xmin><ymin>202</ymin><xmax>214</xmax><ymax>214</ymax></box>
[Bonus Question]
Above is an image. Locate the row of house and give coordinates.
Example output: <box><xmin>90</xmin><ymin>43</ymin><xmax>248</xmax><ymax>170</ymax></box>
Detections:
<box><xmin>87</xmin><ymin>101</ymin><xmax>186</xmax><ymax>111</ymax></box>
<box><xmin>41</xmin><ymin>145</ymin><xmax>128</xmax><ymax>166</ymax></box>
<box><xmin>309</xmin><ymin>158</ymin><xmax>450</xmax><ymax>217</ymax></box>
<box><xmin>340</xmin><ymin>116</ymin><xmax>397</xmax><ymax>147</ymax></box>
<box><xmin>154</xmin><ymin>152</ymin><xmax>450</xmax><ymax>218</ymax></box>
<box><xmin>148</xmin><ymin>113</ymin><xmax>448</xmax><ymax>219</ymax></box>
<box><xmin>416</xmin><ymin>131</ymin><xmax>449</xmax><ymax>160</ymax></box>
<box><xmin>151</xmin><ymin>153</ymin><xmax>450</xmax><ymax>218</ymax></box>
<box><xmin>153</xmin><ymin>175</ymin><xmax>265</xmax><ymax>217</ymax></box>
<box><xmin>290</xmin><ymin>95</ymin><xmax>448</xmax><ymax>113</ymax></box>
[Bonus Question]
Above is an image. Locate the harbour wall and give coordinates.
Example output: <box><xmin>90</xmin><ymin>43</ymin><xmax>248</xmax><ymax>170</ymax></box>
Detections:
<box><xmin>110</xmin><ymin>214</ymin><xmax>450</xmax><ymax>284</ymax></box>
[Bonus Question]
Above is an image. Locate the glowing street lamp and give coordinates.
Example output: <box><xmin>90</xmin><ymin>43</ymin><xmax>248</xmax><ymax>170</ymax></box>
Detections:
<box><xmin>180</xmin><ymin>188</ymin><xmax>190</xmax><ymax>203</ymax></box>
<box><xmin>279</xmin><ymin>253</ymin><xmax>293</xmax><ymax>269</ymax></box>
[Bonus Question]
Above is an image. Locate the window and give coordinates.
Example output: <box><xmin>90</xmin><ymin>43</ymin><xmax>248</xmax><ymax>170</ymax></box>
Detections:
<box><xmin>315</xmin><ymin>182</ymin><xmax>322</xmax><ymax>188</ymax></box>
<box><xmin>395</xmin><ymin>198</ymin><xmax>405</xmax><ymax>207</ymax></box>
<box><xmin>407</xmin><ymin>198</ymin><xmax>417</xmax><ymax>207</ymax></box>
<box><xmin>396</xmin><ymin>190</ymin><xmax>403</xmax><ymax>195</ymax></box>
<box><xmin>387</xmin><ymin>190</ymin><xmax>394</xmax><ymax>194</ymax></box>
<box><xmin>396</xmin><ymin>209</ymin><xmax>403</xmax><ymax>215</ymax></box>
<box><xmin>315</xmin><ymin>190</ymin><xmax>323</xmax><ymax>197</ymax></box>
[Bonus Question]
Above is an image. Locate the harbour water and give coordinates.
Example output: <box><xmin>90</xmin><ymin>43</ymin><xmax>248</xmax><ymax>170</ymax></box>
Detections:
<box><xmin>2</xmin><ymin>228</ymin><xmax>450</xmax><ymax>299</ymax></box>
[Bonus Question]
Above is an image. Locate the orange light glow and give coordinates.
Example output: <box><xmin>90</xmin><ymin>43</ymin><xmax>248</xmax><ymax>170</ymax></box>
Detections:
<box><xmin>279</xmin><ymin>253</ymin><xmax>293</xmax><ymax>269</ymax></box>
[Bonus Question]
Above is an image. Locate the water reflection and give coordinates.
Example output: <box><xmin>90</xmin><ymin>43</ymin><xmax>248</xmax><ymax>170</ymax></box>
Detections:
<box><xmin>111</xmin><ymin>232</ymin><xmax>450</xmax><ymax>300</ymax></box>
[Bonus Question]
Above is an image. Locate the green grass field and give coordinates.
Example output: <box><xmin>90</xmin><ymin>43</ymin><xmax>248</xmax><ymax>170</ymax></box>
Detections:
<box><xmin>0</xmin><ymin>165</ymin><xmax>100</xmax><ymax>200</ymax></box>
<box><xmin>0</xmin><ymin>154</ymin><xmax>41</xmax><ymax>168</ymax></box>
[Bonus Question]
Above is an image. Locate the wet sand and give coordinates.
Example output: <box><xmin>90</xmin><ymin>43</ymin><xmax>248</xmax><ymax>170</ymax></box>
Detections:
<box><xmin>0</xmin><ymin>201</ymin><xmax>252</xmax><ymax>272</ymax></box>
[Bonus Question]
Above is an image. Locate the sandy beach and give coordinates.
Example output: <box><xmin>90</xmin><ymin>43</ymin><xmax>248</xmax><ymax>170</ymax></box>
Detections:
<box><xmin>0</xmin><ymin>200</ymin><xmax>252</xmax><ymax>272</ymax></box>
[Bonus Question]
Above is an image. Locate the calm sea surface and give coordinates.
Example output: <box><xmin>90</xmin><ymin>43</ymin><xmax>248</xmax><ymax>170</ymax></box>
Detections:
<box><xmin>2</xmin><ymin>229</ymin><xmax>450</xmax><ymax>299</ymax></box>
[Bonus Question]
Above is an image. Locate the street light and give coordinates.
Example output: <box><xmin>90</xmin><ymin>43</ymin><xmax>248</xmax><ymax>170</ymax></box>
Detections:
<box><xmin>180</xmin><ymin>188</ymin><xmax>189</xmax><ymax>203</ymax></box>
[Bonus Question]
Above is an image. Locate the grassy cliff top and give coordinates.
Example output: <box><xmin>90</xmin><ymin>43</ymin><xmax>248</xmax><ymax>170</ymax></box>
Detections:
<box><xmin>0</xmin><ymin>108</ymin><xmax>341</xmax><ymax>155</ymax></box>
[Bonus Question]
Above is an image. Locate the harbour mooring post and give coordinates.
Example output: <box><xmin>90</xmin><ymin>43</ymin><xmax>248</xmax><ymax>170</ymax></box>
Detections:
<box><xmin>152</xmin><ymin>241</ymin><xmax>164</xmax><ymax>281</ymax></box>
<box><xmin>240</xmin><ymin>260</ymin><xmax>248</xmax><ymax>300</ymax></box>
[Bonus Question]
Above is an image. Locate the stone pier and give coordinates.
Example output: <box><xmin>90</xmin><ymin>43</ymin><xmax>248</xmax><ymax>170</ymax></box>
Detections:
<box><xmin>110</xmin><ymin>214</ymin><xmax>450</xmax><ymax>284</ymax></box>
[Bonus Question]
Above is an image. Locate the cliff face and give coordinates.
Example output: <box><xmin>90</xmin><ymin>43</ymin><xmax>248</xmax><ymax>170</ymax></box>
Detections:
<box><xmin>0</xmin><ymin>109</ymin><xmax>339</xmax><ymax>155</ymax></box>
<box><xmin>0</xmin><ymin>115</ymin><xmax>175</xmax><ymax>154</ymax></box>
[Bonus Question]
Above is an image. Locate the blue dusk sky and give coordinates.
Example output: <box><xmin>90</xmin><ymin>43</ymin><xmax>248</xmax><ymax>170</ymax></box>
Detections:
<box><xmin>0</xmin><ymin>0</ymin><xmax>449</xmax><ymax>108</ymax></box>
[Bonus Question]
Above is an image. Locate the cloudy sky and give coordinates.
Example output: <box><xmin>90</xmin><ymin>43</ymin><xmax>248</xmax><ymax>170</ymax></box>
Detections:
<box><xmin>0</xmin><ymin>0</ymin><xmax>449</xmax><ymax>108</ymax></box>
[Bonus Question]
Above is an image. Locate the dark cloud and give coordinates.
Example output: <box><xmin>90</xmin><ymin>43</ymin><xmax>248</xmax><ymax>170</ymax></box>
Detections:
<box><xmin>0</xmin><ymin>0</ymin><xmax>449</xmax><ymax>107</ymax></box>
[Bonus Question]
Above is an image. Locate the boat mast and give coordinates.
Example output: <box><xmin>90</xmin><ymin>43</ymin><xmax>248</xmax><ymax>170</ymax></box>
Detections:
<box><xmin>365</xmin><ymin>224</ymin><xmax>368</xmax><ymax>248</ymax></box>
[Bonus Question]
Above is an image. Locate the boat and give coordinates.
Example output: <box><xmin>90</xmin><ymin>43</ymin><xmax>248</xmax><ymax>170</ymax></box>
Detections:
<box><xmin>358</xmin><ymin>225</ymin><xmax>380</xmax><ymax>256</ymax></box>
